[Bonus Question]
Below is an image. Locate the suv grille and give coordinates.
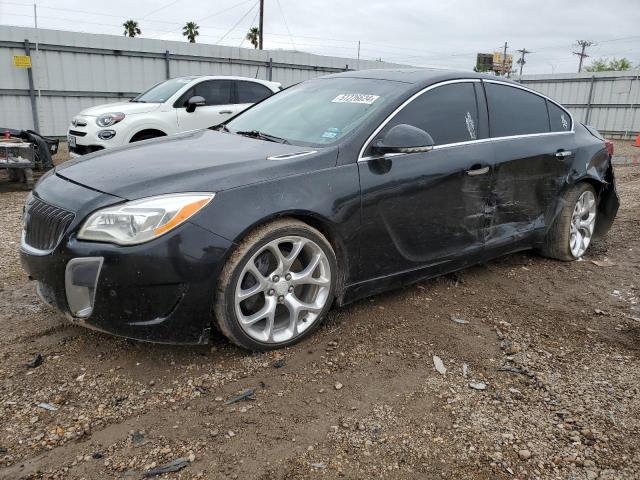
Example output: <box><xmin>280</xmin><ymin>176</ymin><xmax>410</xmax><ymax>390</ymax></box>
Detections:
<box><xmin>24</xmin><ymin>198</ymin><xmax>75</xmax><ymax>252</ymax></box>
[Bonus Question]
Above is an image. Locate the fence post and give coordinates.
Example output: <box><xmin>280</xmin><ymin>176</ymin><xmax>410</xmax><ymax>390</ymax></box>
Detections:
<box><xmin>23</xmin><ymin>39</ymin><xmax>40</xmax><ymax>131</ymax></box>
<box><xmin>164</xmin><ymin>50</ymin><xmax>171</xmax><ymax>79</ymax></box>
<box><xmin>267</xmin><ymin>58</ymin><xmax>273</xmax><ymax>81</ymax></box>
<box><xmin>345</xmin><ymin>64</ymin><xmax>349</xmax><ymax>71</ymax></box>
<box><xmin>585</xmin><ymin>75</ymin><xmax>596</xmax><ymax>125</ymax></box>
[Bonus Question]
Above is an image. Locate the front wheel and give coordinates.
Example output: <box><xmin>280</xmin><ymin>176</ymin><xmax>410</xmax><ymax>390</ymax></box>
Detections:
<box><xmin>540</xmin><ymin>183</ymin><xmax>598</xmax><ymax>261</ymax></box>
<box><xmin>214</xmin><ymin>219</ymin><xmax>337</xmax><ymax>351</ymax></box>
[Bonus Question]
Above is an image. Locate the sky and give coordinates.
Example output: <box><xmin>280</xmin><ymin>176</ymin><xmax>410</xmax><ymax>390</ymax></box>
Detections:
<box><xmin>1</xmin><ymin>0</ymin><xmax>639</xmax><ymax>74</ymax></box>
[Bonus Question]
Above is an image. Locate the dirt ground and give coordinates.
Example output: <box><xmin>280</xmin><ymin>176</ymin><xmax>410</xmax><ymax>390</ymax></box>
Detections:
<box><xmin>0</xmin><ymin>144</ymin><xmax>639</xmax><ymax>479</ymax></box>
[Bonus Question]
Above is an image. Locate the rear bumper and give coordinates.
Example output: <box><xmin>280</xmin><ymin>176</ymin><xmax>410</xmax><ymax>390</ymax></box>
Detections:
<box><xmin>21</xmin><ymin>222</ymin><xmax>233</xmax><ymax>344</ymax></box>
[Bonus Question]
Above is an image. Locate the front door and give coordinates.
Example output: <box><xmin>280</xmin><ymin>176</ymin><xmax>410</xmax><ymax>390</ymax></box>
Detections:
<box><xmin>176</xmin><ymin>79</ymin><xmax>236</xmax><ymax>131</ymax></box>
<box><xmin>358</xmin><ymin>80</ymin><xmax>494</xmax><ymax>281</ymax></box>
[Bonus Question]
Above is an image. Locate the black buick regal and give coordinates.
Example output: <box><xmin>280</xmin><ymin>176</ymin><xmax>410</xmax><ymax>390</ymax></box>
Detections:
<box><xmin>20</xmin><ymin>69</ymin><xmax>619</xmax><ymax>351</ymax></box>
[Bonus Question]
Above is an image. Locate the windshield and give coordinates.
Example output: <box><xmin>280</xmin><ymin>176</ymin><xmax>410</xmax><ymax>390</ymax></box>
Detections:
<box><xmin>226</xmin><ymin>78</ymin><xmax>400</xmax><ymax>147</ymax></box>
<box><xmin>132</xmin><ymin>77</ymin><xmax>194</xmax><ymax>103</ymax></box>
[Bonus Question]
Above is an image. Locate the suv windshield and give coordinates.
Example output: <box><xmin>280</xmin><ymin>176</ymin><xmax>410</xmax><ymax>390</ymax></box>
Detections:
<box><xmin>226</xmin><ymin>77</ymin><xmax>400</xmax><ymax>147</ymax></box>
<box><xmin>132</xmin><ymin>77</ymin><xmax>195</xmax><ymax>103</ymax></box>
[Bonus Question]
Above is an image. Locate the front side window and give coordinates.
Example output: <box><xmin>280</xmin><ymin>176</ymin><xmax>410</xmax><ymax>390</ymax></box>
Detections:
<box><xmin>226</xmin><ymin>78</ymin><xmax>401</xmax><ymax>147</ymax></box>
<box><xmin>485</xmin><ymin>83</ymin><xmax>550</xmax><ymax>137</ymax></box>
<box><xmin>195</xmin><ymin>80</ymin><xmax>233</xmax><ymax>106</ymax></box>
<box><xmin>548</xmin><ymin>100</ymin><xmax>572</xmax><ymax>132</ymax></box>
<box><xmin>236</xmin><ymin>81</ymin><xmax>273</xmax><ymax>104</ymax></box>
<box><xmin>373</xmin><ymin>82</ymin><xmax>480</xmax><ymax>148</ymax></box>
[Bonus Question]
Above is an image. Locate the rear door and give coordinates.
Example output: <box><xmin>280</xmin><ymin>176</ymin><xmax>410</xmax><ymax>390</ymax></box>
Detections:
<box><xmin>235</xmin><ymin>80</ymin><xmax>275</xmax><ymax>114</ymax></box>
<box><xmin>483</xmin><ymin>81</ymin><xmax>575</xmax><ymax>250</ymax></box>
<box><xmin>175</xmin><ymin>79</ymin><xmax>236</xmax><ymax>131</ymax></box>
<box><xmin>358</xmin><ymin>80</ymin><xmax>494</xmax><ymax>282</ymax></box>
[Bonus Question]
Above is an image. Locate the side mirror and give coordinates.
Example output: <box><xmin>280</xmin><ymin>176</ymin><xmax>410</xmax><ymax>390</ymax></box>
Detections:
<box><xmin>186</xmin><ymin>95</ymin><xmax>206</xmax><ymax>113</ymax></box>
<box><xmin>374</xmin><ymin>124</ymin><xmax>435</xmax><ymax>154</ymax></box>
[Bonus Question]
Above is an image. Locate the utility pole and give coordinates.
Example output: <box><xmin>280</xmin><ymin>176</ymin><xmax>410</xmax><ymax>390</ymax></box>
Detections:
<box><xmin>573</xmin><ymin>40</ymin><xmax>593</xmax><ymax>72</ymax></box>
<box><xmin>258</xmin><ymin>0</ymin><xmax>264</xmax><ymax>50</ymax></box>
<box><xmin>501</xmin><ymin>42</ymin><xmax>508</xmax><ymax>76</ymax></box>
<box><xmin>516</xmin><ymin>48</ymin><xmax>531</xmax><ymax>79</ymax></box>
<box><xmin>357</xmin><ymin>40</ymin><xmax>360</xmax><ymax>60</ymax></box>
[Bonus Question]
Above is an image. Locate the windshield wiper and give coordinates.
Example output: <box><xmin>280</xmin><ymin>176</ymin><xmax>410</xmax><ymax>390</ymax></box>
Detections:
<box><xmin>236</xmin><ymin>130</ymin><xmax>289</xmax><ymax>144</ymax></box>
<box><xmin>129</xmin><ymin>99</ymin><xmax>146</xmax><ymax>103</ymax></box>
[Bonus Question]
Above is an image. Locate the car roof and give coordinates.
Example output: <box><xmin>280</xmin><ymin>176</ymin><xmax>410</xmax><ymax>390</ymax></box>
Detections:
<box><xmin>175</xmin><ymin>75</ymin><xmax>281</xmax><ymax>88</ymax></box>
<box><xmin>323</xmin><ymin>68</ymin><xmax>519</xmax><ymax>87</ymax></box>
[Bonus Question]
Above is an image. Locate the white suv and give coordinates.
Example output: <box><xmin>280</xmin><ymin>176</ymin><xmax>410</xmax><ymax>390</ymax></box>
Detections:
<box><xmin>67</xmin><ymin>76</ymin><xmax>281</xmax><ymax>156</ymax></box>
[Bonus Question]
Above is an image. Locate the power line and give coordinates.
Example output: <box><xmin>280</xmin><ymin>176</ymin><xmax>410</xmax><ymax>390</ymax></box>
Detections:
<box><xmin>275</xmin><ymin>0</ymin><xmax>296</xmax><ymax>51</ymax></box>
<box><xmin>140</xmin><ymin>0</ymin><xmax>183</xmax><ymax>20</ymax></box>
<box><xmin>217</xmin><ymin>1</ymin><xmax>258</xmax><ymax>45</ymax></box>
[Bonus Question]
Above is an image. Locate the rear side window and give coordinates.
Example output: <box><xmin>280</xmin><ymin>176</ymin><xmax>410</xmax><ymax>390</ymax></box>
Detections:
<box><xmin>485</xmin><ymin>83</ymin><xmax>550</xmax><ymax>137</ymax></box>
<box><xmin>236</xmin><ymin>81</ymin><xmax>273</xmax><ymax>104</ymax></box>
<box><xmin>379</xmin><ymin>82</ymin><xmax>480</xmax><ymax>146</ymax></box>
<box><xmin>547</xmin><ymin>100</ymin><xmax>572</xmax><ymax>132</ymax></box>
<box><xmin>195</xmin><ymin>80</ymin><xmax>233</xmax><ymax>106</ymax></box>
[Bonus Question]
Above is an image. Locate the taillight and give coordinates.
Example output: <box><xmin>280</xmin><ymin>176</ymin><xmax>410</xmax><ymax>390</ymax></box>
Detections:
<box><xmin>604</xmin><ymin>140</ymin><xmax>614</xmax><ymax>157</ymax></box>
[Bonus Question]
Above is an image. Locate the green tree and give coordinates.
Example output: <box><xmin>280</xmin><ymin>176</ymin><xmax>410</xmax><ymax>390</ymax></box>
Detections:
<box><xmin>586</xmin><ymin>57</ymin><xmax>632</xmax><ymax>72</ymax></box>
<box><xmin>122</xmin><ymin>20</ymin><xmax>141</xmax><ymax>37</ymax></box>
<box><xmin>182</xmin><ymin>22</ymin><xmax>200</xmax><ymax>43</ymax></box>
<box><xmin>246</xmin><ymin>27</ymin><xmax>259</xmax><ymax>49</ymax></box>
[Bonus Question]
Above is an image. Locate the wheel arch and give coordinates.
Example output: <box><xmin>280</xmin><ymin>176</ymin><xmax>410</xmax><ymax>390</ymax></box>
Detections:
<box><xmin>129</xmin><ymin>128</ymin><xmax>168</xmax><ymax>143</ymax></box>
<box><xmin>226</xmin><ymin>211</ymin><xmax>349</xmax><ymax>304</ymax></box>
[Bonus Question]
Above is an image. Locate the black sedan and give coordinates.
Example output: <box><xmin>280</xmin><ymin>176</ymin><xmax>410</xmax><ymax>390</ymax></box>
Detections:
<box><xmin>20</xmin><ymin>69</ymin><xmax>619</xmax><ymax>351</ymax></box>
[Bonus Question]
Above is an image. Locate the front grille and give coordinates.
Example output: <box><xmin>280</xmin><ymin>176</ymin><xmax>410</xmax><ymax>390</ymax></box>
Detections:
<box><xmin>68</xmin><ymin>130</ymin><xmax>87</xmax><ymax>137</ymax></box>
<box><xmin>24</xmin><ymin>198</ymin><xmax>75</xmax><ymax>252</ymax></box>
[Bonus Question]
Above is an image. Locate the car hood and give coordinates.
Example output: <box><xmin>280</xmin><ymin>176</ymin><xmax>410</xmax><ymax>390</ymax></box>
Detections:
<box><xmin>55</xmin><ymin>130</ymin><xmax>336</xmax><ymax>200</ymax></box>
<box><xmin>78</xmin><ymin>101</ymin><xmax>161</xmax><ymax>117</ymax></box>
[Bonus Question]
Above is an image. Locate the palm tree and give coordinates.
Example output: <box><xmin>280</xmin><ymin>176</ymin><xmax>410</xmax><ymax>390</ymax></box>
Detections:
<box><xmin>246</xmin><ymin>27</ymin><xmax>259</xmax><ymax>49</ymax></box>
<box><xmin>182</xmin><ymin>22</ymin><xmax>200</xmax><ymax>43</ymax></box>
<box><xmin>123</xmin><ymin>20</ymin><xmax>141</xmax><ymax>38</ymax></box>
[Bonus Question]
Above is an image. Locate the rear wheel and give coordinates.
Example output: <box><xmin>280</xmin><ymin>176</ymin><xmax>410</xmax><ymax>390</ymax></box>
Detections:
<box><xmin>540</xmin><ymin>183</ymin><xmax>597</xmax><ymax>260</ymax></box>
<box><xmin>214</xmin><ymin>219</ymin><xmax>337</xmax><ymax>351</ymax></box>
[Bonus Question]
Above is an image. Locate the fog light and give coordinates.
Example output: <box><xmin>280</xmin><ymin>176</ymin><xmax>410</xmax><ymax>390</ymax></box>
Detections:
<box><xmin>98</xmin><ymin>130</ymin><xmax>116</xmax><ymax>140</ymax></box>
<box><xmin>65</xmin><ymin>257</ymin><xmax>103</xmax><ymax>318</ymax></box>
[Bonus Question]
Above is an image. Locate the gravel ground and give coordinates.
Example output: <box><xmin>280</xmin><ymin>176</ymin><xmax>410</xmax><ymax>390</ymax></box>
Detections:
<box><xmin>0</xmin><ymin>153</ymin><xmax>639</xmax><ymax>479</ymax></box>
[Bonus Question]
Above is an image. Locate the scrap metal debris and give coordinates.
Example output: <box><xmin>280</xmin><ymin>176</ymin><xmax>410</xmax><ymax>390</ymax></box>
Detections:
<box><xmin>36</xmin><ymin>402</ymin><xmax>58</xmax><ymax>411</ymax></box>
<box><xmin>224</xmin><ymin>388</ymin><xmax>255</xmax><ymax>405</ymax></box>
<box><xmin>468</xmin><ymin>382</ymin><xmax>487</xmax><ymax>391</ymax></box>
<box><xmin>143</xmin><ymin>457</ymin><xmax>191</xmax><ymax>477</ymax></box>
<box><xmin>450</xmin><ymin>315</ymin><xmax>469</xmax><ymax>325</ymax></box>
<box><xmin>432</xmin><ymin>355</ymin><xmax>447</xmax><ymax>375</ymax></box>
<box><xmin>24</xmin><ymin>353</ymin><xmax>43</xmax><ymax>369</ymax></box>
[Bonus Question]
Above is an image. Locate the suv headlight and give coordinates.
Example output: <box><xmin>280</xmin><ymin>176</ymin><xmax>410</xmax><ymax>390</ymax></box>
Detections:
<box><xmin>77</xmin><ymin>193</ymin><xmax>215</xmax><ymax>245</ymax></box>
<box><xmin>96</xmin><ymin>112</ymin><xmax>125</xmax><ymax>127</ymax></box>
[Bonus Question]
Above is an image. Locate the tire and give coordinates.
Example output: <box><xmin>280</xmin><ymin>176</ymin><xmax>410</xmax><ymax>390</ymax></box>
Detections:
<box><xmin>539</xmin><ymin>183</ymin><xmax>598</xmax><ymax>261</ymax></box>
<box><xmin>214</xmin><ymin>219</ymin><xmax>337</xmax><ymax>351</ymax></box>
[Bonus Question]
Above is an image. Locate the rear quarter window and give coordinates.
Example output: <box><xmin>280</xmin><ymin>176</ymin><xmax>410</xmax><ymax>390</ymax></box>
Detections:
<box><xmin>236</xmin><ymin>81</ymin><xmax>273</xmax><ymax>104</ymax></box>
<box><xmin>547</xmin><ymin>100</ymin><xmax>572</xmax><ymax>132</ymax></box>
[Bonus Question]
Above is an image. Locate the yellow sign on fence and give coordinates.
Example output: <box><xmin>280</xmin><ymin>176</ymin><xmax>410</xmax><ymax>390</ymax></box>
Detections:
<box><xmin>13</xmin><ymin>55</ymin><xmax>32</xmax><ymax>68</ymax></box>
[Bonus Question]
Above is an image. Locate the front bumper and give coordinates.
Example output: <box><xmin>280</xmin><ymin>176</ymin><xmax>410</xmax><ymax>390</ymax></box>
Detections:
<box><xmin>21</xmin><ymin>221</ymin><xmax>233</xmax><ymax>344</ymax></box>
<box><xmin>67</xmin><ymin>120</ymin><xmax>126</xmax><ymax>156</ymax></box>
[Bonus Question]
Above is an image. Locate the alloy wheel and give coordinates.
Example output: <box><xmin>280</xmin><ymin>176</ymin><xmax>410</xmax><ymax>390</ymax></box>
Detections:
<box><xmin>569</xmin><ymin>190</ymin><xmax>596</xmax><ymax>258</ymax></box>
<box><xmin>234</xmin><ymin>236</ymin><xmax>332</xmax><ymax>344</ymax></box>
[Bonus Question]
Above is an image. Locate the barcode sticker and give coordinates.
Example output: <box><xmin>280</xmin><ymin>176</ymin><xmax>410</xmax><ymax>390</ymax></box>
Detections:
<box><xmin>332</xmin><ymin>94</ymin><xmax>380</xmax><ymax>105</ymax></box>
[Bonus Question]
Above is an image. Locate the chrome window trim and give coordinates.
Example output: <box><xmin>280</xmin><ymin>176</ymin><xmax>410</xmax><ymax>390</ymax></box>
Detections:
<box><xmin>357</xmin><ymin>77</ymin><xmax>575</xmax><ymax>163</ymax></box>
<box><xmin>267</xmin><ymin>150</ymin><xmax>318</xmax><ymax>160</ymax></box>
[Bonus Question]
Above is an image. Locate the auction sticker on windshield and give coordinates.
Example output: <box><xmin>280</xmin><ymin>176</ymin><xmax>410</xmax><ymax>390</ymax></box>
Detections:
<box><xmin>332</xmin><ymin>94</ymin><xmax>380</xmax><ymax>104</ymax></box>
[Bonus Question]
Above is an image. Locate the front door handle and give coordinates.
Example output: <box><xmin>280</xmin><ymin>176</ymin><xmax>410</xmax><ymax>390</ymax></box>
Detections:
<box><xmin>219</xmin><ymin>110</ymin><xmax>233</xmax><ymax>115</ymax></box>
<box><xmin>555</xmin><ymin>150</ymin><xmax>573</xmax><ymax>158</ymax></box>
<box><xmin>466</xmin><ymin>165</ymin><xmax>490</xmax><ymax>176</ymax></box>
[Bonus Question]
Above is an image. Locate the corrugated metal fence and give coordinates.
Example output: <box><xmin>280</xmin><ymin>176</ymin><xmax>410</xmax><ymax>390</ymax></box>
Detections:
<box><xmin>0</xmin><ymin>26</ymin><xmax>408</xmax><ymax>137</ymax></box>
<box><xmin>520</xmin><ymin>71</ymin><xmax>640</xmax><ymax>138</ymax></box>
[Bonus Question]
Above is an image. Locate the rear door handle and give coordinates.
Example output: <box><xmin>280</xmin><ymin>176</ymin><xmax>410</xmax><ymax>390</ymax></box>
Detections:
<box><xmin>555</xmin><ymin>150</ymin><xmax>573</xmax><ymax>158</ymax></box>
<box><xmin>466</xmin><ymin>165</ymin><xmax>490</xmax><ymax>176</ymax></box>
<box><xmin>219</xmin><ymin>110</ymin><xmax>233</xmax><ymax>115</ymax></box>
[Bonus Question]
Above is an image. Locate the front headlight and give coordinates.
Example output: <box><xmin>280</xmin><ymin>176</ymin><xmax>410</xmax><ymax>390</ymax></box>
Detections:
<box><xmin>77</xmin><ymin>193</ymin><xmax>215</xmax><ymax>245</ymax></box>
<box><xmin>96</xmin><ymin>112</ymin><xmax>125</xmax><ymax>127</ymax></box>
